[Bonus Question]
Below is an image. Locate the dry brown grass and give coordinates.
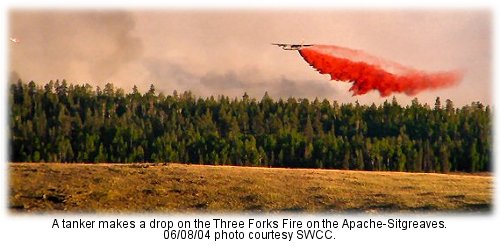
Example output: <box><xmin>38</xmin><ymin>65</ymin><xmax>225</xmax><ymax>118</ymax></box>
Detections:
<box><xmin>9</xmin><ymin>163</ymin><xmax>492</xmax><ymax>213</ymax></box>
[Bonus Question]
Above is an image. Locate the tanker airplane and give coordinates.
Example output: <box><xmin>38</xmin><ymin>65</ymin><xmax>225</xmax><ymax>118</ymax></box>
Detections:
<box><xmin>272</xmin><ymin>43</ymin><xmax>313</xmax><ymax>50</ymax></box>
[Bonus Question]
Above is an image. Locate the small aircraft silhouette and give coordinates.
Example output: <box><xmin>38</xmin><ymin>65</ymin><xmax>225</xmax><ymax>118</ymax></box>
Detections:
<box><xmin>272</xmin><ymin>43</ymin><xmax>313</xmax><ymax>50</ymax></box>
<box><xmin>10</xmin><ymin>37</ymin><xmax>20</xmax><ymax>43</ymax></box>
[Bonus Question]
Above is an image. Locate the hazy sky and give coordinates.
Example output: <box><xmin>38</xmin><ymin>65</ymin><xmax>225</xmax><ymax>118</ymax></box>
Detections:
<box><xmin>9</xmin><ymin>10</ymin><xmax>491</xmax><ymax>106</ymax></box>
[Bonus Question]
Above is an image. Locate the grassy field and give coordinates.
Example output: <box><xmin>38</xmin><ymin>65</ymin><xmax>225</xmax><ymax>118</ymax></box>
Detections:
<box><xmin>9</xmin><ymin>163</ymin><xmax>492</xmax><ymax>213</ymax></box>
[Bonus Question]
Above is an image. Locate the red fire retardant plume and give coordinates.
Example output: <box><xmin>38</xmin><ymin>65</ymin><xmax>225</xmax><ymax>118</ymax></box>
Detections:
<box><xmin>298</xmin><ymin>45</ymin><xmax>463</xmax><ymax>97</ymax></box>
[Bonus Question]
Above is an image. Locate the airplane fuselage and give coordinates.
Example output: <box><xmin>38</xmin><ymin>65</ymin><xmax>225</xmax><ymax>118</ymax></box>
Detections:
<box><xmin>272</xmin><ymin>43</ymin><xmax>313</xmax><ymax>50</ymax></box>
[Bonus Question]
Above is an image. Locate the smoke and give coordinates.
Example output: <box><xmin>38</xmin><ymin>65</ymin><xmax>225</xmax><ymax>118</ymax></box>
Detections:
<box><xmin>198</xmin><ymin>71</ymin><xmax>339</xmax><ymax>99</ymax></box>
<box><xmin>299</xmin><ymin>45</ymin><xmax>463</xmax><ymax>97</ymax></box>
<box><xmin>10</xmin><ymin>11</ymin><xmax>143</xmax><ymax>84</ymax></box>
<box><xmin>142</xmin><ymin>57</ymin><xmax>339</xmax><ymax>99</ymax></box>
<box><xmin>9</xmin><ymin>71</ymin><xmax>21</xmax><ymax>83</ymax></box>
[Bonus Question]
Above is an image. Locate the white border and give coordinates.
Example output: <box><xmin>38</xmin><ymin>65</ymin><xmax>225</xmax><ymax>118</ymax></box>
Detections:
<box><xmin>1</xmin><ymin>1</ymin><xmax>498</xmax><ymax>245</ymax></box>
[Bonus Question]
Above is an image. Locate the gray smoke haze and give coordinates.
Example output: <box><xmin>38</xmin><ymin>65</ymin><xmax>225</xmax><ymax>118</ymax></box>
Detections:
<box><xmin>9</xmin><ymin>71</ymin><xmax>21</xmax><ymax>83</ymax></box>
<box><xmin>143</xmin><ymin>57</ymin><xmax>339</xmax><ymax>99</ymax></box>
<box><xmin>198</xmin><ymin>71</ymin><xmax>339</xmax><ymax>99</ymax></box>
<box><xmin>10</xmin><ymin>10</ymin><xmax>338</xmax><ymax>100</ymax></box>
<box><xmin>10</xmin><ymin>11</ymin><xmax>142</xmax><ymax>84</ymax></box>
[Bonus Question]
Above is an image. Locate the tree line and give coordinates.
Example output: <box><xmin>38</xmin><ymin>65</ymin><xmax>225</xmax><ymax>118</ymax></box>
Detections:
<box><xmin>10</xmin><ymin>80</ymin><xmax>491</xmax><ymax>173</ymax></box>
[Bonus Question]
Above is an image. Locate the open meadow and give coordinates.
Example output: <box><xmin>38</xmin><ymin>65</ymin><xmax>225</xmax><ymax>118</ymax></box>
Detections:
<box><xmin>9</xmin><ymin>163</ymin><xmax>492</xmax><ymax>213</ymax></box>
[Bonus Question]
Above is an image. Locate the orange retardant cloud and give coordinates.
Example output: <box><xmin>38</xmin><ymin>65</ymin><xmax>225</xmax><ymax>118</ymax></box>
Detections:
<box><xmin>299</xmin><ymin>45</ymin><xmax>463</xmax><ymax>97</ymax></box>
